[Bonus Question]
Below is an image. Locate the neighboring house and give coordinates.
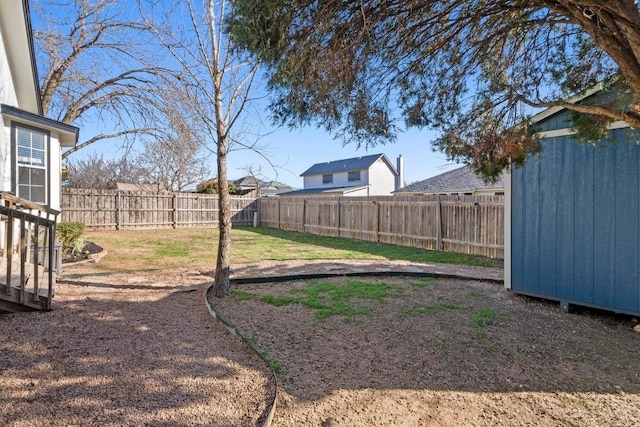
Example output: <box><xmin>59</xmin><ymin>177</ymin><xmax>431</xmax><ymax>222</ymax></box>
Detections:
<box><xmin>394</xmin><ymin>165</ymin><xmax>504</xmax><ymax>196</ymax></box>
<box><xmin>196</xmin><ymin>176</ymin><xmax>295</xmax><ymax>196</ymax></box>
<box><xmin>255</xmin><ymin>180</ymin><xmax>296</xmax><ymax>197</ymax></box>
<box><xmin>282</xmin><ymin>153</ymin><xmax>404</xmax><ymax>197</ymax></box>
<box><xmin>231</xmin><ymin>176</ymin><xmax>295</xmax><ymax>196</ymax></box>
<box><xmin>0</xmin><ymin>0</ymin><xmax>79</xmax><ymax>212</ymax></box>
<box><xmin>507</xmin><ymin>82</ymin><xmax>640</xmax><ymax>317</ymax></box>
<box><xmin>232</xmin><ymin>176</ymin><xmax>263</xmax><ymax>194</ymax></box>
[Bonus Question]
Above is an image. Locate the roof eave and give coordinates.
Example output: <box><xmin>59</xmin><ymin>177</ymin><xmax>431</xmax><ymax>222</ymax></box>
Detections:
<box><xmin>1</xmin><ymin>104</ymin><xmax>79</xmax><ymax>146</ymax></box>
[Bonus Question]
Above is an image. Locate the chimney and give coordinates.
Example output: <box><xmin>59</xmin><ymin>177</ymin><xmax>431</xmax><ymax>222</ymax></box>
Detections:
<box><xmin>395</xmin><ymin>155</ymin><xmax>405</xmax><ymax>191</ymax></box>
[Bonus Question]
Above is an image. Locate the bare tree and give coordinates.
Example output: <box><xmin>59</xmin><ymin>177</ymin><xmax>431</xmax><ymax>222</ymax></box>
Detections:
<box><xmin>140</xmin><ymin>0</ymin><xmax>261</xmax><ymax>297</ymax></box>
<box><xmin>238</xmin><ymin>164</ymin><xmax>267</xmax><ymax>197</ymax></box>
<box><xmin>136</xmin><ymin>88</ymin><xmax>211</xmax><ymax>191</ymax></box>
<box><xmin>33</xmin><ymin>0</ymin><xmax>168</xmax><ymax>159</ymax></box>
<box><xmin>65</xmin><ymin>153</ymin><xmax>144</xmax><ymax>189</ymax></box>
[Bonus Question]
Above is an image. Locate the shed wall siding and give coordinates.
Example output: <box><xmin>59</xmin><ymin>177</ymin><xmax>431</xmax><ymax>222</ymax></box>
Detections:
<box><xmin>511</xmin><ymin>128</ymin><xmax>640</xmax><ymax>315</ymax></box>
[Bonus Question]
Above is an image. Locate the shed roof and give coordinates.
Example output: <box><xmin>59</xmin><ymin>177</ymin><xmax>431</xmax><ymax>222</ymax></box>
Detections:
<box><xmin>301</xmin><ymin>154</ymin><xmax>390</xmax><ymax>176</ymax></box>
<box><xmin>395</xmin><ymin>165</ymin><xmax>503</xmax><ymax>194</ymax></box>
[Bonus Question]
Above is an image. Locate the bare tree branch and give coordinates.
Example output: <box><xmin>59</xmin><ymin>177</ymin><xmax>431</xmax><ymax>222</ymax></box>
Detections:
<box><xmin>33</xmin><ymin>0</ymin><xmax>171</xmax><ymax>157</ymax></box>
<box><xmin>140</xmin><ymin>0</ymin><xmax>263</xmax><ymax>297</ymax></box>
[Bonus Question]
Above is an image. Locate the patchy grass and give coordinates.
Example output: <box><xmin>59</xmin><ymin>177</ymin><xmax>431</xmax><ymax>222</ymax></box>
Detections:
<box><xmin>244</xmin><ymin>337</ymin><xmax>282</xmax><ymax>374</ymax></box>
<box><xmin>231</xmin><ymin>290</ymin><xmax>255</xmax><ymax>301</ymax></box>
<box><xmin>256</xmin><ymin>280</ymin><xmax>402</xmax><ymax>322</ymax></box>
<box><xmin>411</xmin><ymin>277</ymin><xmax>436</xmax><ymax>290</ymax></box>
<box><xmin>471</xmin><ymin>307</ymin><xmax>497</xmax><ymax>346</ymax></box>
<box><xmin>84</xmin><ymin>226</ymin><xmax>501</xmax><ymax>272</ymax></box>
<box><xmin>472</xmin><ymin>307</ymin><xmax>496</xmax><ymax>326</ymax></box>
<box><xmin>239</xmin><ymin>276</ymin><xmax>461</xmax><ymax>323</ymax></box>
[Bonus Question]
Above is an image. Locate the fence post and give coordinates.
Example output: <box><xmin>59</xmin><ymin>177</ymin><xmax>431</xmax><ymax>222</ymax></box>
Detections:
<box><xmin>116</xmin><ymin>190</ymin><xmax>122</xmax><ymax>230</ymax></box>
<box><xmin>337</xmin><ymin>198</ymin><xmax>341</xmax><ymax>237</ymax></box>
<box><xmin>172</xmin><ymin>193</ymin><xmax>178</xmax><ymax>228</ymax></box>
<box><xmin>302</xmin><ymin>198</ymin><xmax>306</xmax><ymax>233</ymax></box>
<box><xmin>376</xmin><ymin>199</ymin><xmax>380</xmax><ymax>243</ymax></box>
<box><xmin>436</xmin><ymin>195</ymin><xmax>442</xmax><ymax>251</ymax></box>
<box><xmin>277</xmin><ymin>198</ymin><xmax>281</xmax><ymax>229</ymax></box>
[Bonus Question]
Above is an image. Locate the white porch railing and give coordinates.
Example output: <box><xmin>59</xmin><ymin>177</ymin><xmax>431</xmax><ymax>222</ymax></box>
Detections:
<box><xmin>0</xmin><ymin>192</ymin><xmax>59</xmax><ymax>311</ymax></box>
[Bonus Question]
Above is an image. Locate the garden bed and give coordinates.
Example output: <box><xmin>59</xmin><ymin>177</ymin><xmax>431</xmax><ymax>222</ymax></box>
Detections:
<box><xmin>211</xmin><ymin>275</ymin><xmax>640</xmax><ymax>426</ymax></box>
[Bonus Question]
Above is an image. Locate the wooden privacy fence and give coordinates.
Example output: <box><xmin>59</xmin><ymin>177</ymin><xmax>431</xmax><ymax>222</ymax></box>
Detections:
<box><xmin>259</xmin><ymin>195</ymin><xmax>505</xmax><ymax>259</ymax></box>
<box><xmin>61</xmin><ymin>188</ymin><xmax>257</xmax><ymax>229</ymax></box>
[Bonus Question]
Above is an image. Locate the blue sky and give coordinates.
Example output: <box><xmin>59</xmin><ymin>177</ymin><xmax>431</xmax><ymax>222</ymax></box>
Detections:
<box><xmin>77</xmin><ymin>121</ymin><xmax>460</xmax><ymax>189</ymax></box>
<box><xmin>39</xmin><ymin>0</ymin><xmax>461</xmax><ymax>189</ymax></box>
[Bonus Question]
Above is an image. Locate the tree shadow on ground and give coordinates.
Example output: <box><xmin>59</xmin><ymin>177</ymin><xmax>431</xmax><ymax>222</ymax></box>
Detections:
<box><xmin>0</xmin><ymin>277</ymin><xmax>273</xmax><ymax>427</ymax></box>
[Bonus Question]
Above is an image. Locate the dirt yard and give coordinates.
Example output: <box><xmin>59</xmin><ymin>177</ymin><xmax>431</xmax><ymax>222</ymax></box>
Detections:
<box><xmin>2</xmin><ymin>260</ymin><xmax>639</xmax><ymax>427</ymax></box>
<box><xmin>211</xmin><ymin>274</ymin><xmax>640</xmax><ymax>427</ymax></box>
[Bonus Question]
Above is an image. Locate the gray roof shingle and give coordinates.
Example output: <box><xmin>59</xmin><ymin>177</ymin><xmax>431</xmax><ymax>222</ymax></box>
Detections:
<box><xmin>300</xmin><ymin>154</ymin><xmax>387</xmax><ymax>176</ymax></box>
<box><xmin>395</xmin><ymin>165</ymin><xmax>504</xmax><ymax>194</ymax></box>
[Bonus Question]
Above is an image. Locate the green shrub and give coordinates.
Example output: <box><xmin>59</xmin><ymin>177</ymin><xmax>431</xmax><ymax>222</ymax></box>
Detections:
<box><xmin>56</xmin><ymin>222</ymin><xmax>86</xmax><ymax>255</ymax></box>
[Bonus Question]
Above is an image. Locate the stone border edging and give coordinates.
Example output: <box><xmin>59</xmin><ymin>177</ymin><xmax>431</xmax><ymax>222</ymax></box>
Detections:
<box><xmin>61</xmin><ymin>246</ymin><xmax>108</xmax><ymax>267</ymax></box>
<box><xmin>231</xmin><ymin>270</ymin><xmax>504</xmax><ymax>286</ymax></box>
<box><xmin>204</xmin><ymin>285</ymin><xmax>278</xmax><ymax>427</ymax></box>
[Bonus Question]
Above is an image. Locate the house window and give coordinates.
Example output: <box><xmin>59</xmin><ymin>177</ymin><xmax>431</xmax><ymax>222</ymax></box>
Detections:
<box><xmin>348</xmin><ymin>170</ymin><xmax>361</xmax><ymax>182</ymax></box>
<box><xmin>16</xmin><ymin>126</ymin><xmax>47</xmax><ymax>204</ymax></box>
<box><xmin>322</xmin><ymin>174</ymin><xmax>333</xmax><ymax>184</ymax></box>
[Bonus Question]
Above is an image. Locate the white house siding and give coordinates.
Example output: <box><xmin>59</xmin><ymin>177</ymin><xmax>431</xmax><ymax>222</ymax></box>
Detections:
<box><xmin>367</xmin><ymin>158</ymin><xmax>396</xmax><ymax>195</ymax></box>
<box><xmin>1</xmin><ymin>25</ymin><xmax>18</xmax><ymax>194</ymax></box>
<box><xmin>332</xmin><ymin>171</ymin><xmax>350</xmax><ymax>187</ymax></box>
<box><xmin>304</xmin><ymin>172</ymin><xmax>353</xmax><ymax>188</ymax></box>
<box><xmin>345</xmin><ymin>187</ymin><xmax>370</xmax><ymax>197</ymax></box>
<box><xmin>303</xmin><ymin>174</ymin><xmax>324</xmax><ymax>188</ymax></box>
<box><xmin>304</xmin><ymin>169</ymin><xmax>370</xmax><ymax>188</ymax></box>
<box><xmin>48</xmin><ymin>133</ymin><xmax>62</xmax><ymax>211</ymax></box>
<box><xmin>0</xmin><ymin>28</ymin><xmax>19</xmax><ymax>108</ymax></box>
<box><xmin>0</xmin><ymin>117</ymin><xmax>11</xmax><ymax>193</ymax></box>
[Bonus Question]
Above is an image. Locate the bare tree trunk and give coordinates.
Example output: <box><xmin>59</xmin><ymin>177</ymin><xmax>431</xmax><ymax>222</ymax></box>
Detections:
<box><xmin>141</xmin><ymin>0</ymin><xmax>261</xmax><ymax>297</ymax></box>
<box><xmin>214</xmin><ymin>139</ymin><xmax>231</xmax><ymax>296</ymax></box>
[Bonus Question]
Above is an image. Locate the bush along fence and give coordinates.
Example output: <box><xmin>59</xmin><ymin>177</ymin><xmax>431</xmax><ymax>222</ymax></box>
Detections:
<box><xmin>61</xmin><ymin>188</ymin><xmax>257</xmax><ymax>230</ymax></box>
<box><xmin>259</xmin><ymin>195</ymin><xmax>505</xmax><ymax>259</ymax></box>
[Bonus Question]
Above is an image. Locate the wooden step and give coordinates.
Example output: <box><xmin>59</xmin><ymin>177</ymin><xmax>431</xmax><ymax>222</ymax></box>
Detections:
<box><xmin>0</xmin><ymin>286</ymin><xmax>50</xmax><ymax>311</ymax></box>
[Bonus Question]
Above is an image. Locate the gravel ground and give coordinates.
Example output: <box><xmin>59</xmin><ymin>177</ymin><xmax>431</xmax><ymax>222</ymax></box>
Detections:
<box><xmin>0</xmin><ymin>267</ymin><xmax>273</xmax><ymax>427</ymax></box>
<box><xmin>3</xmin><ymin>259</ymin><xmax>640</xmax><ymax>427</ymax></box>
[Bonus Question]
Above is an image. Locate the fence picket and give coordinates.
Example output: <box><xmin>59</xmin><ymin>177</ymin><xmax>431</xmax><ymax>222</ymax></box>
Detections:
<box><xmin>259</xmin><ymin>195</ymin><xmax>504</xmax><ymax>259</ymax></box>
<box><xmin>62</xmin><ymin>190</ymin><xmax>504</xmax><ymax>259</ymax></box>
<box><xmin>61</xmin><ymin>188</ymin><xmax>257</xmax><ymax>230</ymax></box>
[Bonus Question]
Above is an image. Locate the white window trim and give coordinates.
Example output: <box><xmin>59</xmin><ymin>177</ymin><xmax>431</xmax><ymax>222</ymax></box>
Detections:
<box><xmin>12</xmin><ymin>123</ymin><xmax>50</xmax><ymax>205</ymax></box>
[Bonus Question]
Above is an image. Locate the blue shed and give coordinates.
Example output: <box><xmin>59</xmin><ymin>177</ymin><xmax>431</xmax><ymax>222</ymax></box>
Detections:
<box><xmin>506</xmin><ymin>98</ymin><xmax>640</xmax><ymax>316</ymax></box>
